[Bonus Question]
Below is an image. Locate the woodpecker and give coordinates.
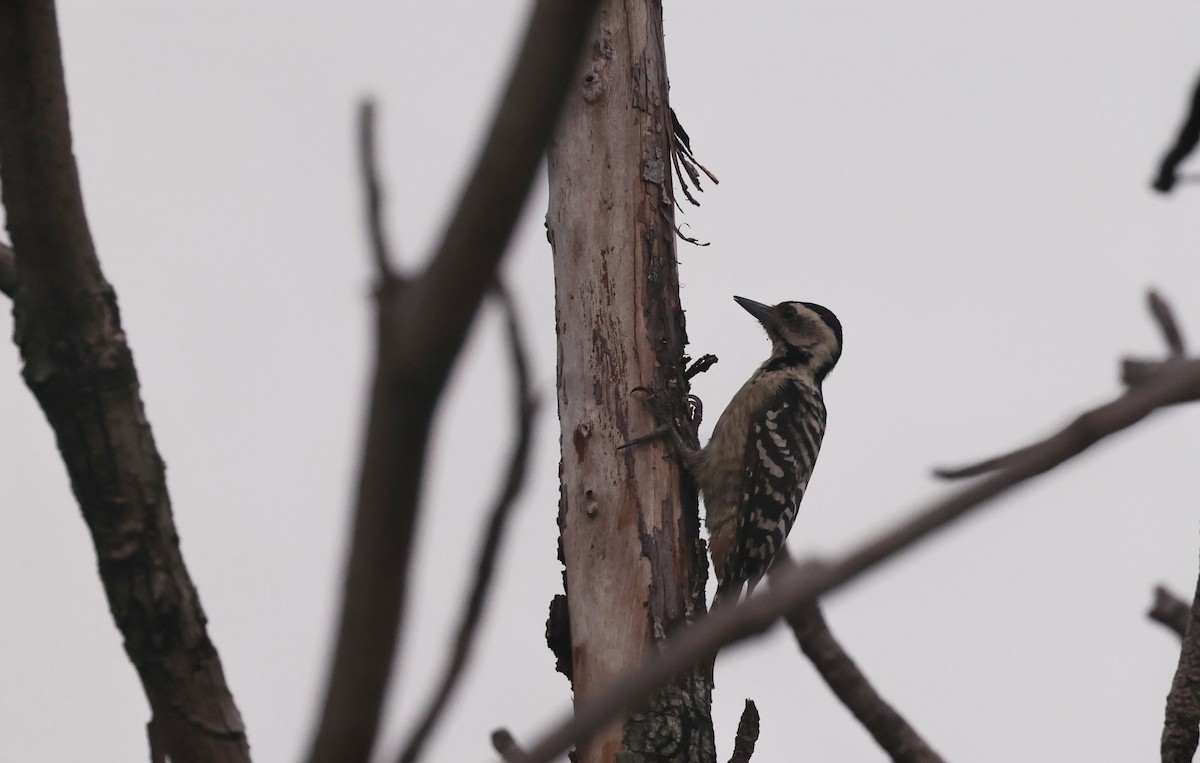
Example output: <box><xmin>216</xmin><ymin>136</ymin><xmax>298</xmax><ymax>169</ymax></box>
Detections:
<box><xmin>680</xmin><ymin>296</ymin><xmax>842</xmax><ymax>602</ymax></box>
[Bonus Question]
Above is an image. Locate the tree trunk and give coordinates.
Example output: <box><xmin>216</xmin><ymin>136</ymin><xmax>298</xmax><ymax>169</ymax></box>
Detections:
<box><xmin>546</xmin><ymin>2</ymin><xmax>715</xmax><ymax>761</ymax></box>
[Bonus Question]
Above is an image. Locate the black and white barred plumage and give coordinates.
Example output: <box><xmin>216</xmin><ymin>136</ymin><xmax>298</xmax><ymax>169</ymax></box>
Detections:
<box><xmin>732</xmin><ymin>378</ymin><xmax>826</xmax><ymax>588</ymax></box>
<box><xmin>678</xmin><ymin>296</ymin><xmax>843</xmax><ymax>602</ymax></box>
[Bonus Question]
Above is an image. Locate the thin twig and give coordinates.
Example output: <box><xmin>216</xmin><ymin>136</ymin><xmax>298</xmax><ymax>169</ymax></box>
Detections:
<box><xmin>506</xmin><ymin>357</ymin><xmax>1200</xmax><ymax>763</ymax></box>
<box><xmin>1150</xmin><ymin>585</ymin><xmax>1191</xmax><ymax>639</ymax></box>
<box><xmin>307</xmin><ymin>2</ymin><xmax>602</xmax><ymax>760</ymax></box>
<box><xmin>668</xmin><ymin>105</ymin><xmax>718</xmax><ymax>236</ymax></box>
<box><xmin>671</xmin><ymin>108</ymin><xmax>719</xmax><ymax>184</ymax></box>
<box><xmin>1122</xmin><ymin>293</ymin><xmax>1195</xmax><ymax>394</ymax></box>
<box><xmin>779</xmin><ymin>555</ymin><xmax>944</xmax><ymax>763</ymax></box>
<box><xmin>675</xmin><ymin>223</ymin><xmax>711</xmax><ymax>247</ymax></box>
<box><xmin>932</xmin><ymin>450</ymin><xmax>1018</xmax><ymax>480</ymax></box>
<box><xmin>1149</xmin><ymin>290</ymin><xmax>1186</xmax><ymax>357</ymax></box>
<box><xmin>726</xmin><ymin>700</ymin><xmax>760</xmax><ymax>763</ymax></box>
<box><xmin>359</xmin><ymin>100</ymin><xmax>396</xmax><ymax>280</ymax></box>
<box><xmin>671</xmin><ymin>147</ymin><xmax>700</xmax><ymax>207</ymax></box>
<box><xmin>491</xmin><ymin>729</ymin><xmax>526</xmax><ymax>763</ymax></box>
<box><xmin>395</xmin><ymin>283</ymin><xmax>539</xmax><ymax>763</ymax></box>
<box><xmin>308</xmin><ymin>102</ymin><xmax>425</xmax><ymax>763</ymax></box>
<box><xmin>0</xmin><ymin>240</ymin><xmax>14</xmax><ymax>297</ymax></box>
<box><xmin>1162</xmin><ymin>546</ymin><xmax>1200</xmax><ymax>761</ymax></box>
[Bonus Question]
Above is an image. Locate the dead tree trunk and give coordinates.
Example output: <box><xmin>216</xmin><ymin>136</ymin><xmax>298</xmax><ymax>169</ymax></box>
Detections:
<box><xmin>546</xmin><ymin>2</ymin><xmax>715</xmax><ymax>761</ymax></box>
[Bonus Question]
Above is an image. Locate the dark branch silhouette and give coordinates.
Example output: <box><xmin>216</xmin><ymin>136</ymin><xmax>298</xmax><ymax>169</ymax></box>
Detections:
<box><xmin>0</xmin><ymin>240</ymin><xmax>14</xmax><ymax>297</ymax></box>
<box><xmin>1162</xmin><ymin>551</ymin><xmax>1200</xmax><ymax>761</ymax></box>
<box><xmin>395</xmin><ymin>283</ymin><xmax>539</xmax><ymax>763</ymax></box>
<box><xmin>1123</xmin><ymin>291</ymin><xmax>1194</xmax><ymax>400</ymax></box>
<box><xmin>0</xmin><ymin>3</ymin><xmax>249</xmax><ymax>761</ymax></box>
<box><xmin>491</xmin><ymin>729</ymin><xmax>526</xmax><ymax>763</ymax></box>
<box><xmin>306</xmin><ymin>2</ymin><xmax>602</xmax><ymax>760</ymax></box>
<box><xmin>726</xmin><ymin>700</ymin><xmax>760</xmax><ymax>763</ymax></box>
<box><xmin>669</xmin><ymin>107</ymin><xmax>719</xmax><ymax>208</ymax></box>
<box><xmin>783</xmin><ymin>581</ymin><xmax>944</xmax><ymax>762</ymax></box>
<box><xmin>1153</xmin><ymin>72</ymin><xmax>1200</xmax><ymax>193</ymax></box>
<box><xmin>1150</xmin><ymin>585</ymin><xmax>1190</xmax><ymax>639</ymax></box>
<box><xmin>358</xmin><ymin>100</ymin><xmax>397</xmax><ymax>279</ymax></box>
<box><xmin>1150</xmin><ymin>291</ymin><xmax>1187</xmax><ymax>357</ymax></box>
<box><xmin>508</xmin><ymin>317</ymin><xmax>1200</xmax><ymax>763</ymax></box>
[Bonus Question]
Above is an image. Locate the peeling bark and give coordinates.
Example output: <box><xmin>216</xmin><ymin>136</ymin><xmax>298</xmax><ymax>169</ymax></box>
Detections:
<box><xmin>546</xmin><ymin>1</ymin><xmax>714</xmax><ymax>761</ymax></box>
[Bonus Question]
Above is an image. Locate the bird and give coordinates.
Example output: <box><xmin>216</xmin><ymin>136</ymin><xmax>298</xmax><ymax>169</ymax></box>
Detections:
<box><xmin>678</xmin><ymin>296</ymin><xmax>843</xmax><ymax>603</ymax></box>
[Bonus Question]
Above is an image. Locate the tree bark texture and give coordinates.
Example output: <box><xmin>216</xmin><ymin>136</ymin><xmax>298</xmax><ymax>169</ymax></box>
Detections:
<box><xmin>0</xmin><ymin>3</ymin><xmax>249</xmax><ymax>762</ymax></box>
<box><xmin>1162</xmin><ymin>547</ymin><xmax>1200</xmax><ymax>762</ymax></box>
<box><xmin>546</xmin><ymin>2</ymin><xmax>715</xmax><ymax>761</ymax></box>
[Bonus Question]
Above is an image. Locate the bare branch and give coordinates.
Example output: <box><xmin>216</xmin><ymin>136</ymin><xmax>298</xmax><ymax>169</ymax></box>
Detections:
<box><xmin>395</xmin><ymin>282</ymin><xmax>539</xmax><ymax>763</ymax></box>
<box><xmin>0</xmin><ymin>240</ymin><xmax>14</xmax><ymax>297</ymax></box>
<box><xmin>783</xmin><ymin>584</ymin><xmax>944</xmax><ymax>762</ymax></box>
<box><xmin>1150</xmin><ymin>585</ymin><xmax>1190</xmax><ymax>639</ymax></box>
<box><xmin>307</xmin><ymin>112</ymin><xmax>427</xmax><ymax>763</ymax></box>
<box><xmin>1149</xmin><ymin>290</ymin><xmax>1187</xmax><ymax>357</ymax></box>
<box><xmin>726</xmin><ymin>700</ymin><xmax>760</xmax><ymax>763</ymax></box>
<box><xmin>508</xmin><ymin>358</ymin><xmax>1200</xmax><ymax>763</ymax></box>
<box><xmin>491</xmin><ymin>729</ymin><xmax>526</xmax><ymax>763</ymax></box>
<box><xmin>307</xmin><ymin>2</ymin><xmax>601</xmax><ymax>760</ymax></box>
<box><xmin>932</xmin><ymin>450</ymin><xmax>1025</xmax><ymax>480</ymax></box>
<box><xmin>359</xmin><ymin>99</ymin><xmax>396</xmax><ymax>280</ymax></box>
<box><xmin>0</xmin><ymin>4</ymin><xmax>250</xmax><ymax>761</ymax></box>
<box><xmin>1163</xmin><ymin>548</ymin><xmax>1200</xmax><ymax>761</ymax></box>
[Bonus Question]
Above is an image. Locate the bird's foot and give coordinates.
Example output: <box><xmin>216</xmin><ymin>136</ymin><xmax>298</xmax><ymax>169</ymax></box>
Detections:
<box><xmin>617</xmin><ymin>424</ymin><xmax>673</xmax><ymax>451</ymax></box>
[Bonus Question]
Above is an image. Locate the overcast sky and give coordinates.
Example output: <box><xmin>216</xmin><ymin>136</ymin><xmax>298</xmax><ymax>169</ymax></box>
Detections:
<box><xmin>4</xmin><ymin>2</ymin><xmax>1200</xmax><ymax>761</ymax></box>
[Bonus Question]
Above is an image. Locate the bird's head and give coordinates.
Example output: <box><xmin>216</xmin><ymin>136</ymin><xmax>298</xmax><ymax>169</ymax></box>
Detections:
<box><xmin>734</xmin><ymin>296</ymin><xmax>843</xmax><ymax>383</ymax></box>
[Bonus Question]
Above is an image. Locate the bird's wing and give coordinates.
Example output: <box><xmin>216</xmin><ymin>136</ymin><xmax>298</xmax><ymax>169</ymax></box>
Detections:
<box><xmin>725</xmin><ymin>379</ymin><xmax>826</xmax><ymax>592</ymax></box>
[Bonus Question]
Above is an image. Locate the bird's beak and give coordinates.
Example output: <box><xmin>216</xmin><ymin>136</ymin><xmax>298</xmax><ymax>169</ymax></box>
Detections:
<box><xmin>733</xmin><ymin>296</ymin><xmax>772</xmax><ymax>327</ymax></box>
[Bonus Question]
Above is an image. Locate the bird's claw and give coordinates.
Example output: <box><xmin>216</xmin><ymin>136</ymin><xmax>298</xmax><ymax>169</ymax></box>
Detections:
<box><xmin>617</xmin><ymin>425</ymin><xmax>672</xmax><ymax>451</ymax></box>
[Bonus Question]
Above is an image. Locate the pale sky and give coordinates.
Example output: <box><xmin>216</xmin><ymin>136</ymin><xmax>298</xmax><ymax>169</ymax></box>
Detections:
<box><xmin>4</xmin><ymin>2</ymin><xmax>1200</xmax><ymax>762</ymax></box>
